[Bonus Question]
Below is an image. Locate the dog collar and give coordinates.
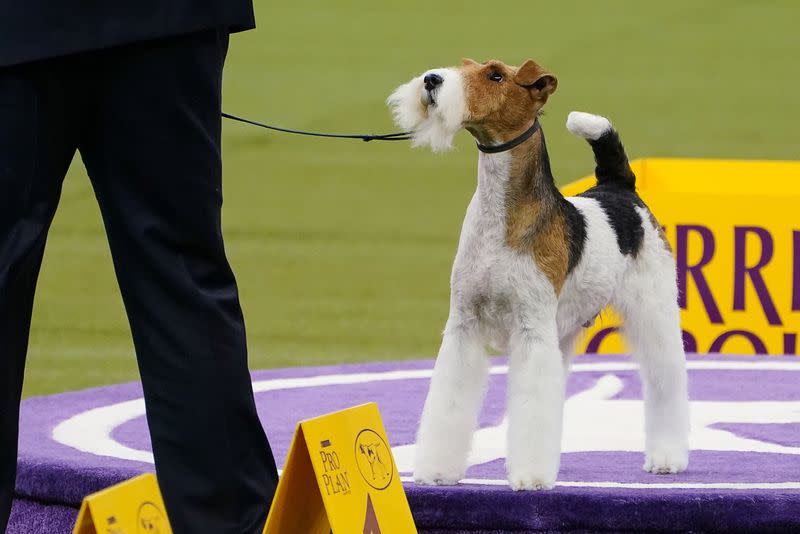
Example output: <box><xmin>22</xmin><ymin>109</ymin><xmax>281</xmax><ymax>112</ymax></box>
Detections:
<box><xmin>476</xmin><ymin>119</ymin><xmax>540</xmax><ymax>154</ymax></box>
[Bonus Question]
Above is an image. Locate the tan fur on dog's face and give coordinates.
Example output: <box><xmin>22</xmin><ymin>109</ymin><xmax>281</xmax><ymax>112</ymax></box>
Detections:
<box><xmin>460</xmin><ymin>58</ymin><xmax>557</xmax><ymax>145</ymax></box>
<box><xmin>387</xmin><ymin>58</ymin><xmax>558</xmax><ymax>151</ymax></box>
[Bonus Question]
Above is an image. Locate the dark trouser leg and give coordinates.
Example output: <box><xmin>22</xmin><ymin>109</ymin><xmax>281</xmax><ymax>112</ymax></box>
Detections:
<box><xmin>78</xmin><ymin>31</ymin><xmax>278</xmax><ymax>534</ymax></box>
<box><xmin>0</xmin><ymin>62</ymin><xmax>78</xmax><ymax>532</ymax></box>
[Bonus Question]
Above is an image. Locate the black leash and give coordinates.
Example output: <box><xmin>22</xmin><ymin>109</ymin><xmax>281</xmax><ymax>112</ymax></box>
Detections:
<box><xmin>222</xmin><ymin>111</ymin><xmax>540</xmax><ymax>151</ymax></box>
<box><xmin>476</xmin><ymin>119</ymin><xmax>540</xmax><ymax>154</ymax></box>
<box><xmin>221</xmin><ymin>112</ymin><xmax>413</xmax><ymax>142</ymax></box>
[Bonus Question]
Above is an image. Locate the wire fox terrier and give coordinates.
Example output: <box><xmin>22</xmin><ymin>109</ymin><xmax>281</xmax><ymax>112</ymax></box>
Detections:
<box><xmin>388</xmin><ymin>58</ymin><xmax>690</xmax><ymax>490</ymax></box>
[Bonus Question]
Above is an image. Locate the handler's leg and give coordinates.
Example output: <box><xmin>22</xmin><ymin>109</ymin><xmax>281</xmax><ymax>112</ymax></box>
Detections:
<box><xmin>0</xmin><ymin>62</ymin><xmax>79</xmax><ymax>531</ymax></box>
<box><xmin>79</xmin><ymin>31</ymin><xmax>278</xmax><ymax>534</ymax></box>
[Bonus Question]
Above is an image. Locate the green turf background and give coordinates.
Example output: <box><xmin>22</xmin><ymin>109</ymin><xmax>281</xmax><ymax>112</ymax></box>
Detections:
<box><xmin>22</xmin><ymin>1</ymin><xmax>798</xmax><ymax>396</ymax></box>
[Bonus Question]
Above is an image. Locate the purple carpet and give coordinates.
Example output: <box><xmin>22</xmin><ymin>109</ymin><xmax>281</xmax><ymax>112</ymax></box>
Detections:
<box><xmin>11</xmin><ymin>354</ymin><xmax>800</xmax><ymax>533</ymax></box>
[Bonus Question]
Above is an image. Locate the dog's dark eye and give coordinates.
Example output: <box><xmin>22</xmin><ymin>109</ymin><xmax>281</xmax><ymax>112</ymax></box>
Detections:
<box><xmin>488</xmin><ymin>71</ymin><xmax>503</xmax><ymax>82</ymax></box>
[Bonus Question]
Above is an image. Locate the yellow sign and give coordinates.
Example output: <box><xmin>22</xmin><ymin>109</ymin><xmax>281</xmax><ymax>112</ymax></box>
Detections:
<box><xmin>263</xmin><ymin>403</ymin><xmax>417</xmax><ymax>534</ymax></box>
<box><xmin>561</xmin><ymin>158</ymin><xmax>800</xmax><ymax>355</ymax></box>
<box><xmin>73</xmin><ymin>473</ymin><xmax>172</xmax><ymax>534</ymax></box>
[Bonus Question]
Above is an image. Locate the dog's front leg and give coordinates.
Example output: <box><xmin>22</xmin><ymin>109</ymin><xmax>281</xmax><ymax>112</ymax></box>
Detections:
<box><xmin>414</xmin><ymin>323</ymin><xmax>488</xmax><ymax>485</ymax></box>
<box><xmin>506</xmin><ymin>320</ymin><xmax>564</xmax><ymax>490</ymax></box>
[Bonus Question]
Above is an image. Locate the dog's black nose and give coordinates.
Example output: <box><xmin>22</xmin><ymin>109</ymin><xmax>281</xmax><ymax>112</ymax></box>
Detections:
<box><xmin>424</xmin><ymin>73</ymin><xmax>443</xmax><ymax>91</ymax></box>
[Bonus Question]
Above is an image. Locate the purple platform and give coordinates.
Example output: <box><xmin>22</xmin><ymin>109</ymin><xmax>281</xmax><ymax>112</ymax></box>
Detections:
<box><xmin>10</xmin><ymin>354</ymin><xmax>800</xmax><ymax>533</ymax></box>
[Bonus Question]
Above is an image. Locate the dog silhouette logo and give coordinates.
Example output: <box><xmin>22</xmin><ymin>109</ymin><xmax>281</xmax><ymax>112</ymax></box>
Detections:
<box><xmin>137</xmin><ymin>501</ymin><xmax>166</xmax><ymax>534</ymax></box>
<box><xmin>355</xmin><ymin>429</ymin><xmax>393</xmax><ymax>490</ymax></box>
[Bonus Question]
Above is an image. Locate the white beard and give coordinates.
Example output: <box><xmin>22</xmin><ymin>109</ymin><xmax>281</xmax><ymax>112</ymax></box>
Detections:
<box><xmin>387</xmin><ymin>68</ymin><xmax>466</xmax><ymax>152</ymax></box>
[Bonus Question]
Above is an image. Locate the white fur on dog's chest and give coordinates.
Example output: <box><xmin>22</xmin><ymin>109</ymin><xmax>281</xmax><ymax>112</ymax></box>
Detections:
<box><xmin>451</xmin><ymin>218</ymin><xmax>527</xmax><ymax>340</ymax></box>
<box><xmin>449</xmin><ymin>154</ymin><xmax>557</xmax><ymax>347</ymax></box>
<box><xmin>449</xmin><ymin>154</ymin><xmax>629</xmax><ymax>348</ymax></box>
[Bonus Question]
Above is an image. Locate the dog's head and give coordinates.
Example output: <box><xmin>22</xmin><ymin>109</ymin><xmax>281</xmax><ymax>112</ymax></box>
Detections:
<box><xmin>387</xmin><ymin>58</ymin><xmax>557</xmax><ymax>152</ymax></box>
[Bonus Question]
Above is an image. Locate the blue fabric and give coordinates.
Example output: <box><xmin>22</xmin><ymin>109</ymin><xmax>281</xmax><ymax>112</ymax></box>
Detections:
<box><xmin>0</xmin><ymin>0</ymin><xmax>255</xmax><ymax>67</ymax></box>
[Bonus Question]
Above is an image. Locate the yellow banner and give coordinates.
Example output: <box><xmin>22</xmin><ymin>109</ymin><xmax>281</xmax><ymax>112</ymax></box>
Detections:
<box><xmin>264</xmin><ymin>403</ymin><xmax>417</xmax><ymax>534</ymax></box>
<box><xmin>561</xmin><ymin>158</ymin><xmax>800</xmax><ymax>355</ymax></box>
<box><xmin>73</xmin><ymin>473</ymin><xmax>171</xmax><ymax>534</ymax></box>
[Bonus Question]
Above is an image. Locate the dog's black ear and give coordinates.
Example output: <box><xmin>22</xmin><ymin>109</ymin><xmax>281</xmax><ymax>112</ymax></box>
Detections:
<box><xmin>515</xmin><ymin>59</ymin><xmax>558</xmax><ymax>99</ymax></box>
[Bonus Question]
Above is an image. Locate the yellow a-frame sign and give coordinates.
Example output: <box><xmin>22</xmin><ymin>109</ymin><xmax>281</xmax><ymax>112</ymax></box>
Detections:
<box><xmin>264</xmin><ymin>403</ymin><xmax>417</xmax><ymax>534</ymax></box>
<box><xmin>73</xmin><ymin>473</ymin><xmax>172</xmax><ymax>534</ymax></box>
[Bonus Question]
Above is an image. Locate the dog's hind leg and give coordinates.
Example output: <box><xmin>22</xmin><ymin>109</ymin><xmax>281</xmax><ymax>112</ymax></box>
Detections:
<box><xmin>613</xmin><ymin>247</ymin><xmax>690</xmax><ymax>474</ymax></box>
<box><xmin>414</xmin><ymin>323</ymin><xmax>488</xmax><ymax>485</ymax></box>
<box><xmin>506</xmin><ymin>315</ymin><xmax>564</xmax><ymax>490</ymax></box>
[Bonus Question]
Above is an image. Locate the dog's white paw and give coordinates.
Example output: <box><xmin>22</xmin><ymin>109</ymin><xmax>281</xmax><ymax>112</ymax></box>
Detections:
<box><xmin>414</xmin><ymin>438</ymin><xmax>470</xmax><ymax>486</ymax></box>
<box><xmin>508</xmin><ymin>474</ymin><xmax>556</xmax><ymax>491</ymax></box>
<box><xmin>414</xmin><ymin>449</ymin><xmax>466</xmax><ymax>486</ymax></box>
<box><xmin>644</xmin><ymin>446</ymin><xmax>689</xmax><ymax>474</ymax></box>
<box><xmin>506</xmin><ymin>449</ymin><xmax>560</xmax><ymax>491</ymax></box>
<box><xmin>506</xmin><ymin>461</ymin><xmax>558</xmax><ymax>491</ymax></box>
<box><xmin>413</xmin><ymin>470</ymin><xmax>462</xmax><ymax>486</ymax></box>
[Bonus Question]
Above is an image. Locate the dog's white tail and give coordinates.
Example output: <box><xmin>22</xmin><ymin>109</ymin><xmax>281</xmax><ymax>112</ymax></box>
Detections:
<box><xmin>567</xmin><ymin>111</ymin><xmax>636</xmax><ymax>189</ymax></box>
